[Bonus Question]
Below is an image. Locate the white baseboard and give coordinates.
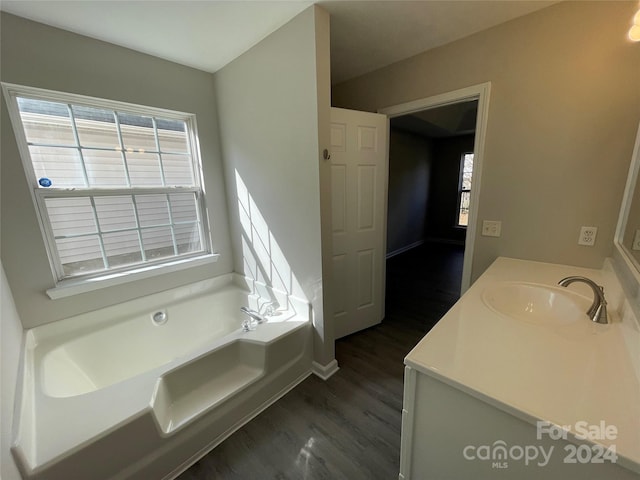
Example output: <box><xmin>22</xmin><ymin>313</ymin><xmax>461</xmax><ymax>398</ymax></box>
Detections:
<box><xmin>311</xmin><ymin>360</ymin><xmax>339</xmax><ymax>380</ymax></box>
<box><xmin>425</xmin><ymin>237</ymin><xmax>465</xmax><ymax>246</ymax></box>
<box><xmin>386</xmin><ymin>240</ymin><xmax>425</xmax><ymax>259</ymax></box>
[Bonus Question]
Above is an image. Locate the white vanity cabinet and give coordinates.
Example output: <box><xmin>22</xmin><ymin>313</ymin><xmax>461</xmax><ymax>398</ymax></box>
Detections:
<box><xmin>400</xmin><ymin>367</ymin><xmax>639</xmax><ymax>479</ymax></box>
<box><xmin>399</xmin><ymin>257</ymin><xmax>640</xmax><ymax>480</ymax></box>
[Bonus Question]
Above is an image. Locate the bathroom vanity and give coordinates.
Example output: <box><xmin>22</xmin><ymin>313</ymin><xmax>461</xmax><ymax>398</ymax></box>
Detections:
<box><xmin>399</xmin><ymin>119</ymin><xmax>640</xmax><ymax>480</ymax></box>
<box><xmin>399</xmin><ymin>257</ymin><xmax>640</xmax><ymax>479</ymax></box>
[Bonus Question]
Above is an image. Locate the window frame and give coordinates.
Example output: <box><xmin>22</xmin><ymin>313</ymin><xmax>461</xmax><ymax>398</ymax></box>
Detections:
<box><xmin>456</xmin><ymin>151</ymin><xmax>474</xmax><ymax>228</ymax></box>
<box><xmin>2</xmin><ymin>83</ymin><xmax>216</xmax><ymax>296</ymax></box>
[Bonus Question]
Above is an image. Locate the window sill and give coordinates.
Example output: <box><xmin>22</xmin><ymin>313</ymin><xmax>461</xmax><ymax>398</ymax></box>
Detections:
<box><xmin>46</xmin><ymin>253</ymin><xmax>219</xmax><ymax>300</ymax></box>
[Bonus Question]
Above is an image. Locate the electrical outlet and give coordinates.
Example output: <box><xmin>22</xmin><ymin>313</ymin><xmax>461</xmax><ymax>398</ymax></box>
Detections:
<box><xmin>482</xmin><ymin>220</ymin><xmax>502</xmax><ymax>237</ymax></box>
<box><xmin>633</xmin><ymin>230</ymin><xmax>640</xmax><ymax>251</ymax></box>
<box><xmin>578</xmin><ymin>226</ymin><xmax>597</xmax><ymax>246</ymax></box>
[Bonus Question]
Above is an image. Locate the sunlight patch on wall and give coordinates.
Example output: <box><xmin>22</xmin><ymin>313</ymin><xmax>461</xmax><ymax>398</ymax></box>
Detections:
<box><xmin>629</xmin><ymin>8</ymin><xmax>640</xmax><ymax>41</ymax></box>
<box><xmin>235</xmin><ymin>170</ymin><xmax>306</xmax><ymax>306</ymax></box>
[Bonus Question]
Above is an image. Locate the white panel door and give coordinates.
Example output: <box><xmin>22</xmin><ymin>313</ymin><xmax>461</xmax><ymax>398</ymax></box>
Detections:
<box><xmin>330</xmin><ymin>107</ymin><xmax>388</xmax><ymax>339</ymax></box>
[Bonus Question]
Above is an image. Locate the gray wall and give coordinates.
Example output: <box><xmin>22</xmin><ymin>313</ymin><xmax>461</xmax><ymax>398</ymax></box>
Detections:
<box><xmin>1</xmin><ymin>263</ymin><xmax>23</xmax><ymax>479</ymax></box>
<box><xmin>0</xmin><ymin>13</ymin><xmax>234</xmax><ymax>328</ymax></box>
<box><xmin>426</xmin><ymin>135</ymin><xmax>475</xmax><ymax>244</ymax></box>
<box><xmin>387</xmin><ymin>128</ymin><xmax>432</xmax><ymax>255</ymax></box>
<box><xmin>333</xmin><ymin>1</ymin><xmax>640</xmax><ymax>282</ymax></box>
<box><xmin>214</xmin><ymin>6</ymin><xmax>333</xmax><ymax>365</ymax></box>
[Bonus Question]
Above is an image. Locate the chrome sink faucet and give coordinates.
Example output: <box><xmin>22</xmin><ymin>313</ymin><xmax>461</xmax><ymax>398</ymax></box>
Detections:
<box><xmin>558</xmin><ymin>276</ymin><xmax>608</xmax><ymax>324</ymax></box>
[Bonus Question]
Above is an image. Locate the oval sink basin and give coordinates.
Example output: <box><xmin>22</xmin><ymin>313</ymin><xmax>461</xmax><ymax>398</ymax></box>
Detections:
<box><xmin>482</xmin><ymin>282</ymin><xmax>591</xmax><ymax>325</ymax></box>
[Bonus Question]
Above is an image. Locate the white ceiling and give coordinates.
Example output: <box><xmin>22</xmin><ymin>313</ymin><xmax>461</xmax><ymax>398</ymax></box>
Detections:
<box><xmin>1</xmin><ymin>0</ymin><xmax>558</xmax><ymax>84</ymax></box>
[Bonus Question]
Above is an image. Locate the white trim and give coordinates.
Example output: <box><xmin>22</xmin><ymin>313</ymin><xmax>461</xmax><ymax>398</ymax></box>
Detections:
<box><xmin>399</xmin><ymin>366</ymin><xmax>417</xmax><ymax>480</ymax></box>
<box><xmin>2</xmin><ymin>82</ymin><xmax>215</xmax><ymax>291</ymax></box>
<box><xmin>425</xmin><ymin>237</ymin><xmax>465</xmax><ymax>247</ymax></box>
<box><xmin>46</xmin><ymin>253</ymin><xmax>219</xmax><ymax>299</ymax></box>
<box><xmin>379</xmin><ymin>82</ymin><xmax>492</xmax><ymax>294</ymax></box>
<box><xmin>386</xmin><ymin>240</ymin><xmax>425</xmax><ymax>259</ymax></box>
<box><xmin>34</xmin><ymin>186</ymin><xmax>202</xmax><ymax>197</ymax></box>
<box><xmin>1</xmin><ymin>82</ymin><xmax>195</xmax><ymax>119</ymax></box>
<box><xmin>311</xmin><ymin>359</ymin><xmax>339</xmax><ymax>380</ymax></box>
<box><xmin>614</xmin><ymin>121</ymin><xmax>640</xmax><ymax>286</ymax></box>
<box><xmin>379</xmin><ymin>84</ymin><xmax>488</xmax><ymax>117</ymax></box>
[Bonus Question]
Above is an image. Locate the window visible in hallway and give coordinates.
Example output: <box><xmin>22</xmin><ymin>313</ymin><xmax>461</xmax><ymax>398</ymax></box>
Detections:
<box><xmin>457</xmin><ymin>152</ymin><xmax>474</xmax><ymax>227</ymax></box>
<box><xmin>3</xmin><ymin>84</ymin><xmax>212</xmax><ymax>283</ymax></box>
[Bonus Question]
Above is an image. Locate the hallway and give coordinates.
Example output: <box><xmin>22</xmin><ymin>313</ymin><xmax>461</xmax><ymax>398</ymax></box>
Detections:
<box><xmin>178</xmin><ymin>242</ymin><xmax>464</xmax><ymax>479</ymax></box>
<box><xmin>385</xmin><ymin>242</ymin><xmax>464</xmax><ymax>333</ymax></box>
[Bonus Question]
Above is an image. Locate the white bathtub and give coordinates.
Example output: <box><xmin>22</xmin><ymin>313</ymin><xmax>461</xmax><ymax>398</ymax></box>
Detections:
<box><xmin>12</xmin><ymin>273</ymin><xmax>312</xmax><ymax>480</ymax></box>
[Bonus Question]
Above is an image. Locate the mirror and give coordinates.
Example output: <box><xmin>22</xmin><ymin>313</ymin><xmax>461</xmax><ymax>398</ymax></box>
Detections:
<box><xmin>615</xmin><ymin>121</ymin><xmax>640</xmax><ymax>277</ymax></box>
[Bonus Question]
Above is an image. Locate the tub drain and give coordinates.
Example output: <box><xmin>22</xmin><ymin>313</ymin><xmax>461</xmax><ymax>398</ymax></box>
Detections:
<box><xmin>151</xmin><ymin>310</ymin><xmax>168</xmax><ymax>325</ymax></box>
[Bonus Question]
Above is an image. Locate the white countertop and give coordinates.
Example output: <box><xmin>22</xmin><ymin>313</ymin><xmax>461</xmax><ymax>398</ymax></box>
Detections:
<box><xmin>405</xmin><ymin>257</ymin><xmax>640</xmax><ymax>473</ymax></box>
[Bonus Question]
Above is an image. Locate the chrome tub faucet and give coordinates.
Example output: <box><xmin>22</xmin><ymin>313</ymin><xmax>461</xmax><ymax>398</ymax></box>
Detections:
<box><xmin>240</xmin><ymin>307</ymin><xmax>264</xmax><ymax>331</ymax></box>
<box><xmin>240</xmin><ymin>302</ymin><xmax>279</xmax><ymax>331</ymax></box>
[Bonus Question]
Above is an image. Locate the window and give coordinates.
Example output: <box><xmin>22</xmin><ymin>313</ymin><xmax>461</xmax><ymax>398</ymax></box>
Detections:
<box><xmin>457</xmin><ymin>152</ymin><xmax>474</xmax><ymax>227</ymax></box>
<box><xmin>3</xmin><ymin>84</ymin><xmax>213</xmax><ymax>286</ymax></box>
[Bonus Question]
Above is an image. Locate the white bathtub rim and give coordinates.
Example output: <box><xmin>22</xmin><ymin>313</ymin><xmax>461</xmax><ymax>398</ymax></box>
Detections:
<box><xmin>31</xmin><ymin>272</ymin><xmax>310</xmax><ymax>399</ymax></box>
<box><xmin>36</xmin><ymin>316</ymin><xmax>238</xmax><ymax>399</ymax></box>
<box><xmin>11</xmin><ymin>400</ymin><xmax>156</xmax><ymax>478</ymax></box>
<box><xmin>14</xmin><ymin>272</ymin><xmax>312</xmax><ymax>474</ymax></box>
<box><xmin>38</xmin><ymin>314</ymin><xmax>308</xmax><ymax>400</ymax></box>
<box><xmin>15</xmin><ymin>321</ymin><xmax>311</xmax><ymax>474</ymax></box>
<box><xmin>38</xmin><ymin>305</ymin><xmax>241</xmax><ymax>399</ymax></box>
<box><xmin>149</xmin><ymin>321</ymin><xmax>309</xmax><ymax>438</ymax></box>
<box><xmin>161</xmin><ymin>368</ymin><xmax>313</xmax><ymax>480</ymax></box>
<box><xmin>32</xmin><ymin>273</ymin><xmax>239</xmax><ymax>342</ymax></box>
<box><xmin>28</xmin><ymin>272</ymin><xmax>310</xmax><ymax>349</ymax></box>
<box><xmin>18</xmin><ymin>320</ymin><xmax>309</xmax><ymax>469</ymax></box>
<box><xmin>150</xmin><ymin>368</ymin><xmax>268</xmax><ymax>438</ymax></box>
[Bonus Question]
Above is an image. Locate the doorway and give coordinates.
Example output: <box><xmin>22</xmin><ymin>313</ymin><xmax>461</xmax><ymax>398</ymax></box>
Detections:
<box><xmin>379</xmin><ymin>83</ymin><xmax>491</xmax><ymax>295</ymax></box>
<box><xmin>384</xmin><ymin>99</ymin><xmax>477</xmax><ymax>329</ymax></box>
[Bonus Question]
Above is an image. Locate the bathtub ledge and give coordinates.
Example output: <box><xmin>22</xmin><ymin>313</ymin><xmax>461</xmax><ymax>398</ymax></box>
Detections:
<box><xmin>13</xmin><ymin>273</ymin><xmax>313</xmax><ymax>480</ymax></box>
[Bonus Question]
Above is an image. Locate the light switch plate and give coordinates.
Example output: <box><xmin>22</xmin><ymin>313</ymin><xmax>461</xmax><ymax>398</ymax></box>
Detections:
<box><xmin>482</xmin><ymin>220</ymin><xmax>501</xmax><ymax>237</ymax></box>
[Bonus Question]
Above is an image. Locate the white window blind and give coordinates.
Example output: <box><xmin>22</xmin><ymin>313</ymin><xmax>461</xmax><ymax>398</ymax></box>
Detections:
<box><xmin>4</xmin><ymin>84</ymin><xmax>212</xmax><ymax>282</ymax></box>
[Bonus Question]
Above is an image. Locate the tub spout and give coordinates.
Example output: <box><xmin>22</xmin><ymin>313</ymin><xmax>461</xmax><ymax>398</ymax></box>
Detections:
<box><xmin>240</xmin><ymin>306</ymin><xmax>265</xmax><ymax>323</ymax></box>
<box><xmin>240</xmin><ymin>307</ymin><xmax>265</xmax><ymax>331</ymax></box>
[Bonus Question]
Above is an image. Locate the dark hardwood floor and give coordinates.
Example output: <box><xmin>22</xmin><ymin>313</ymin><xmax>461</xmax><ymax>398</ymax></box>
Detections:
<box><xmin>177</xmin><ymin>242</ymin><xmax>464</xmax><ymax>480</ymax></box>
